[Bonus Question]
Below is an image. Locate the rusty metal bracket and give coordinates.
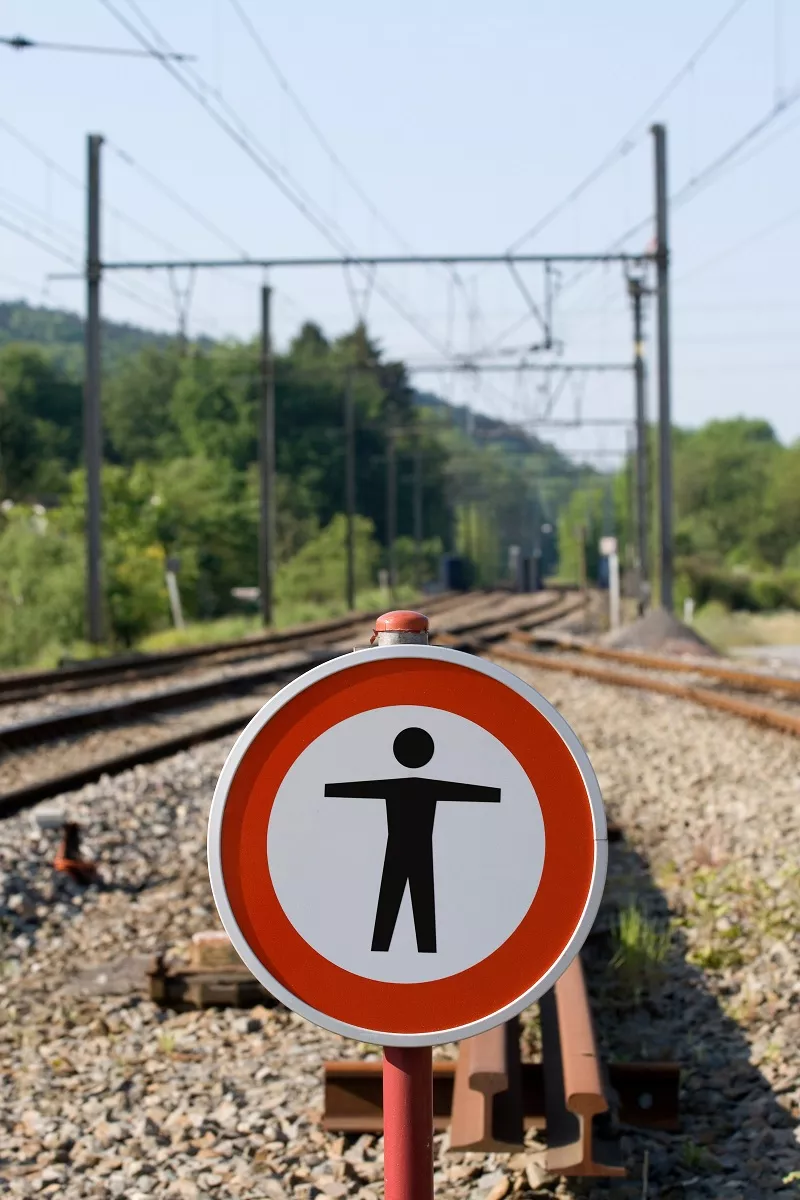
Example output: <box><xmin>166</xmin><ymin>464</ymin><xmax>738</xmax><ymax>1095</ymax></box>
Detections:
<box><xmin>147</xmin><ymin>949</ymin><xmax>275</xmax><ymax>1011</ymax></box>
<box><xmin>53</xmin><ymin>822</ymin><xmax>99</xmax><ymax>884</ymax></box>
<box><xmin>323</xmin><ymin>1061</ymin><xmax>457</xmax><ymax>1134</ymax></box>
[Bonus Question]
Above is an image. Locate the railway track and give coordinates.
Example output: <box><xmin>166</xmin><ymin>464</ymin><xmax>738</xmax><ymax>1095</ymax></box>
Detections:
<box><xmin>2</xmin><ymin>594</ymin><xmax>797</xmax><ymax>1191</ymax></box>
<box><xmin>0</xmin><ymin>589</ymin><xmax>585</xmax><ymax>818</ymax></box>
<box><xmin>0</xmin><ymin>591</ymin><xmax>465</xmax><ymax>708</ymax></box>
<box><xmin>491</xmin><ymin>629</ymin><xmax>800</xmax><ymax>739</ymax></box>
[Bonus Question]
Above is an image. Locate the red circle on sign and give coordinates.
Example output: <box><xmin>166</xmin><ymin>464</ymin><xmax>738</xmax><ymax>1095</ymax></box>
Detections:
<box><xmin>211</xmin><ymin>649</ymin><xmax>604</xmax><ymax>1042</ymax></box>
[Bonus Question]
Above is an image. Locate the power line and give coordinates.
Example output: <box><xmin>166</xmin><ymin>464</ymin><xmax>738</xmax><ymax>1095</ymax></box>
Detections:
<box><xmin>104</xmin><ymin>138</ymin><xmax>271</xmax><ymax>300</ymax></box>
<box><xmin>0</xmin><ymin>187</ymin><xmax>83</xmax><ymax>251</ymax></box>
<box><xmin>226</xmin><ymin>0</ymin><xmax>478</xmax><ymax>325</ymax></box>
<box><xmin>670</xmin><ymin>79</ymin><xmax>800</xmax><ymax>206</ymax></box>
<box><xmin>104</xmin><ymin>0</ymin><xmax>371</xmax><ymax>251</ymax></box>
<box><xmin>0</xmin><ymin>212</ymin><xmax>76</xmax><ymax>267</ymax></box>
<box><xmin>105</xmin><ymin>139</ymin><xmax>250</xmax><ymax>259</ymax></box>
<box><xmin>0</xmin><ymin>115</ymin><xmax>187</xmax><ymax>258</ymax></box>
<box><xmin>0</xmin><ymin>268</ymin><xmax>38</xmax><ymax>293</ymax></box>
<box><xmin>98</xmin><ymin>0</ymin><xmax>457</xmax><ymax>360</ymax></box>
<box><xmin>0</xmin><ymin>32</ymin><xmax>193</xmax><ymax>58</ymax></box>
<box><xmin>676</xmin><ymin>199</ymin><xmax>800</xmax><ymax>283</ymax></box>
<box><xmin>506</xmin><ymin>0</ymin><xmax>750</xmax><ymax>253</ymax></box>
<box><xmin>0</xmin><ymin>115</ymin><xmax>250</xmax><ymax>323</ymax></box>
<box><xmin>225</xmin><ymin>0</ymin><xmax>414</xmax><ymax>256</ymax></box>
<box><xmin>553</xmin><ymin>80</ymin><xmax>800</xmax><ymax>306</ymax></box>
<box><xmin>0</xmin><ymin>203</ymin><xmax>181</xmax><ymax>320</ymax></box>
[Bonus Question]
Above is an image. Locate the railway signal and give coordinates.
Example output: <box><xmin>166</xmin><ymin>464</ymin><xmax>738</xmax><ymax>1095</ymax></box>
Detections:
<box><xmin>208</xmin><ymin>609</ymin><xmax>607</xmax><ymax>1200</ymax></box>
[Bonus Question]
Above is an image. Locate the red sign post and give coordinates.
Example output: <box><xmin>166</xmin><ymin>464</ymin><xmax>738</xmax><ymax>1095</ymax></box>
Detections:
<box><xmin>373</xmin><ymin>612</ymin><xmax>435</xmax><ymax>1200</ymax></box>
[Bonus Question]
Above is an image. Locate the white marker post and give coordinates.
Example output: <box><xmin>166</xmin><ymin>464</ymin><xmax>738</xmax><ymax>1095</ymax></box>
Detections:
<box><xmin>165</xmin><ymin>555</ymin><xmax>185</xmax><ymax>630</ymax></box>
<box><xmin>599</xmin><ymin>537</ymin><xmax>620</xmax><ymax>631</ymax></box>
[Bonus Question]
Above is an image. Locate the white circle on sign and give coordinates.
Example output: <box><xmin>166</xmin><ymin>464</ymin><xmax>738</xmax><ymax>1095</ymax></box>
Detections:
<box><xmin>267</xmin><ymin>704</ymin><xmax>546</xmax><ymax>984</ymax></box>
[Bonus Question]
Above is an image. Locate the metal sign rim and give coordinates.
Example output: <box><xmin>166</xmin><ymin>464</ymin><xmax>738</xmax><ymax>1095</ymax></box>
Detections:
<box><xmin>207</xmin><ymin>643</ymin><xmax>607</xmax><ymax>1047</ymax></box>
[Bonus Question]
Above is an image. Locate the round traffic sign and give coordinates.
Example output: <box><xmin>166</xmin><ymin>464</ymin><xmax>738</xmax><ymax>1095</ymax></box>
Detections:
<box><xmin>207</xmin><ymin>645</ymin><xmax>606</xmax><ymax>1046</ymax></box>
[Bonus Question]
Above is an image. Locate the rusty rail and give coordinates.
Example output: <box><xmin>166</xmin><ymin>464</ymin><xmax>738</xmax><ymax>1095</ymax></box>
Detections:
<box><xmin>492</xmin><ymin>644</ymin><xmax>800</xmax><ymax>738</ymax></box>
<box><xmin>511</xmin><ymin>628</ymin><xmax>800</xmax><ymax>698</ymax></box>
<box><xmin>540</xmin><ymin>957</ymin><xmax>624</xmax><ymax>1176</ymax></box>
<box><xmin>434</xmin><ymin>593</ymin><xmax>588</xmax><ymax>650</ymax></box>
<box><xmin>449</xmin><ymin>1018</ymin><xmax>524</xmax><ymax>1151</ymax></box>
<box><xmin>0</xmin><ymin>591</ymin><xmax>467</xmax><ymax>705</ymax></box>
<box><xmin>322</xmin><ymin>955</ymin><xmax>679</xmax><ymax>1177</ymax></box>
<box><xmin>0</xmin><ymin>594</ymin><xmax>582</xmax><ymax>820</ymax></box>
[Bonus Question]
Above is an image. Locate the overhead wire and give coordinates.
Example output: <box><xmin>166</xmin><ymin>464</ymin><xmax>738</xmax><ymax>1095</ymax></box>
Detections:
<box><xmin>0</xmin><ymin>268</ymin><xmax>39</xmax><ymax>293</ymax></box>
<box><xmin>0</xmin><ymin>209</ymin><xmax>176</xmax><ymax>318</ymax></box>
<box><xmin>103</xmin><ymin>0</ymin><xmax>374</xmax><ymax>249</ymax></box>
<box><xmin>0</xmin><ymin>212</ymin><xmax>76</xmax><ymax>267</ymax></box>
<box><xmin>531</xmin><ymin>77</ymin><xmax>800</xmax><ymax>322</ymax></box>
<box><xmin>103</xmin><ymin>138</ymin><xmax>276</xmax><ymax>305</ymax></box>
<box><xmin>506</xmin><ymin>0</ymin><xmax>751</xmax><ymax>254</ymax></box>
<box><xmin>224</xmin><ymin>0</ymin><xmax>414</xmax><ymax>256</ymax></box>
<box><xmin>104</xmin><ymin>139</ymin><xmax>250</xmax><ymax>259</ymax></box>
<box><xmin>99</xmin><ymin>0</ymin><xmax>454</xmax><ymax>360</ymax></box>
<box><xmin>0</xmin><ymin>186</ymin><xmax>84</xmax><ymax>253</ymax></box>
<box><xmin>0</xmin><ymin>115</ymin><xmax>223</xmax><ymax>326</ymax></box>
<box><xmin>0</xmin><ymin>117</ymin><xmax>243</xmax><ymax>329</ymax></box>
<box><xmin>227</xmin><ymin>0</ymin><xmax>485</xmax><ymax>337</ymax></box>
<box><xmin>675</xmin><ymin>199</ymin><xmax>800</xmax><ymax>283</ymax></box>
<box><xmin>0</xmin><ymin>112</ymin><xmax>259</xmax><ymax>294</ymax></box>
<box><xmin>0</xmin><ymin>33</ymin><xmax>193</xmax><ymax>58</ymax></box>
<box><xmin>0</xmin><ymin>115</ymin><xmax>186</xmax><ymax>259</ymax></box>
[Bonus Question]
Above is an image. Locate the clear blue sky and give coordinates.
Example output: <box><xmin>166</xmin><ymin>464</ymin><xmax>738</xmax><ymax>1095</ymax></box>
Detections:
<box><xmin>2</xmin><ymin>0</ymin><xmax>799</xmax><ymax>464</ymax></box>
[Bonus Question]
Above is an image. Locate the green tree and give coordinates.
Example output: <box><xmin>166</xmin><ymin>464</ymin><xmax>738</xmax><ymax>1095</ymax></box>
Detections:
<box><xmin>104</xmin><ymin>344</ymin><xmax>184</xmax><ymax>463</ymax></box>
<box><xmin>760</xmin><ymin>442</ymin><xmax>800</xmax><ymax>566</ymax></box>
<box><xmin>673</xmin><ymin>419</ymin><xmax>780</xmax><ymax>563</ymax></box>
<box><xmin>0</xmin><ymin>344</ymin><xmax>82</xmax><ymax>498</ymax></box>
<box><xmin>171</xmin><ymin>343</ymin><xmax>258</xmax><ymax>469</ymax></box>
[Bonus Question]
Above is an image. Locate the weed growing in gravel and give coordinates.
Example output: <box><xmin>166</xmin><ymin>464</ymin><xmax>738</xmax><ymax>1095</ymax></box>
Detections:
<box><xmin>610</xmin><ymin>903</ymin><xmax>671</xmax><ymax>1002</ymax></box>
<box><xmin>680</xmin><ymin>1139</ymin><xmax>718</xmax><ymax>1173</ymax></box>
<box><xmin>671</xmin><ymin>861</ymin><xmax>800</xmax><ymax>973</ymax></box>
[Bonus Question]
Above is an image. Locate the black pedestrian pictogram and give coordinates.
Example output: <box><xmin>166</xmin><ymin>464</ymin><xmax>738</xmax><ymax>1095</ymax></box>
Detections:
<box><xmin>324</xmin><ymin>727</ymin><xmax>500</xmax><ymax>953</ymax></box>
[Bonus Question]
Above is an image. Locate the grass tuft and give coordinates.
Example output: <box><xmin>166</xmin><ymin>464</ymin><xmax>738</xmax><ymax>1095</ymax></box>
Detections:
<box><xmin>610</xmin><ymin>903</ymin><xmax>671</xmax><ymax>1000</ymax></box>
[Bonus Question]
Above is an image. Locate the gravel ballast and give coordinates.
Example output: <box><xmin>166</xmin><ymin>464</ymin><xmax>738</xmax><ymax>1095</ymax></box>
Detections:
<box><xmin>1</xmin><ymin>661</ymin><xmax>798</xmax><ymax>1199</ymax></box>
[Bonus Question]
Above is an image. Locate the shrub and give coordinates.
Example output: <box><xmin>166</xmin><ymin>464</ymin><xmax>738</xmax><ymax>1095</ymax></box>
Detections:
<box><xmin>0</xmin><ymin>505</ymin><xmax>85</xmax><ymax>666</ymax></box>
<box><xmin>679</xmin><ymin>557</ymin><xmax>800</xmax><ymax>613</ymax></box>
<box><xmin>275</xmin><ymin>514</ymin><xmax>380</xmax><ymax>607</ymax></box>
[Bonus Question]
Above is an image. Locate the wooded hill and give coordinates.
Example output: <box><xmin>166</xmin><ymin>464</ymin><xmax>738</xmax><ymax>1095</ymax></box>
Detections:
<box><xmin>0</xmin><ymin>299</ymin><xmax>591</xmax><ymax>664</ymax></box>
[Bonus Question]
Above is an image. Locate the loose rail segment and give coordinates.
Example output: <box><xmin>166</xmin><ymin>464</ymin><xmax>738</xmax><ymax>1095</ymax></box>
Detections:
<box><xmin>323</xmin><ymin>956</ymin><xmax>679</xmax><ymax>1177</ymax></box>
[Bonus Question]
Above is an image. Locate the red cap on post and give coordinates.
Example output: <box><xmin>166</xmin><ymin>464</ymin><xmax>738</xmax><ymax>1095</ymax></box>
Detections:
<box><xmin>370</xmin><ymin>610</ymin><xmax>429</xmax><ymax>646</ymax></box>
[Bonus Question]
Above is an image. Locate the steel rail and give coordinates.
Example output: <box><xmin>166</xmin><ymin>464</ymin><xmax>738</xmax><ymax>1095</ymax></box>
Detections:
<box><xmin>492</xmin><ymin>644</ymin><xmax>800</xmax><ymax>738</ymax></box>
<box><xmin>0</xmin><ymin>593</ymin><xmax>579</xmax><ymax>818</ymax></box>
<box><xmin>0</xmin><ymin>594</ymin><xmax>570</xmax><ymax>752</ymax></box>
<box><xmin>323</xmin><ymin>956</ymin><xmax>678</xmax><ymax>1171</ymax></box>
<box><xmin>0</xmin><ymin>593</ymin><xmax>463</xmax><ymax>705</ymax></box>
<box><xmin>510</xmin><ymin>628</ymin><xmax>800</xmax><ymax>698</ymax></box>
